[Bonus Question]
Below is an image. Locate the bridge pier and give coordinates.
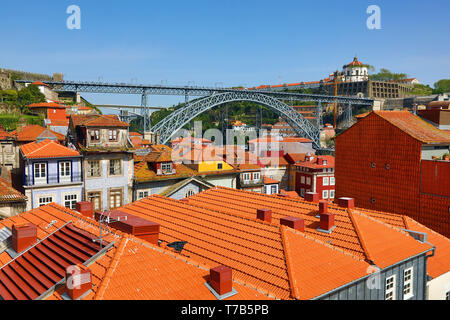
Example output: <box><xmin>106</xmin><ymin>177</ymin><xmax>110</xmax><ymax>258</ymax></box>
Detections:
<box><xmin>141</xmin><ymin>91</ymin><xmax>148</xmax><ymax>132</ymax></box>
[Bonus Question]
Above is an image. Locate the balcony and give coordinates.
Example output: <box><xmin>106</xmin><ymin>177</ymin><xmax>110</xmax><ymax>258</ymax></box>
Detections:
<box><xmin>24</xmin><ymin>173</ymin><xmax>83</xmax><ymax>187</ymax></box>
<box><xmin>240</xmin><ymin>179</ymin><xmax>263</xmax><ymax>187</ymax></box>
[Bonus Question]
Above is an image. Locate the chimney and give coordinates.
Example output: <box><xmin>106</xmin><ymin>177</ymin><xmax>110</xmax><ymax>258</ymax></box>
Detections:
<box><xmin>76</xmin><ymin>201</ymin><xmax>93</xmax><ymax>219</ymax></box>
<box><xmin>280</xmin><ymin>217</ymin><xmax>305</xmax><ymax>232</ymax></box>
<box><xmin>319</xmin><ymin>200</ymin><xmax>328</xmax><ymax>214</ymax></box>
<box><xmin>305</xmin><ymin>192</ymin><xmax>319</xmax><ymax>203</ymax></box>
<box><xmin>65</xmin><ymin>264</ymin><xmax>92</xmax><ymax>300</ymax></box>
<box><xmin>12</xmin><ymin>223</ymin><xmax>37</xmax><ymax>254</ymax></box>
<box><xmin>209</xmin><ymin>266</ymin><xmax>233</xmax><ymax>296</ymax></box>
<box><xmin>338</xmin><ymin>197</ymin><xmax>355</xmax><ymax>209</ymax></box>
<box><xmin>319</xmin><ymin>212</ymin><xmax>335</xmax><ymax>233</ymax></box>
<box><xmin>257</xmin><ymin>208</ymin><xmax>272</xmax><ymax>223</ymax></box>
<box><xmin>95</xmin><ymin>210</ymin><xmax>160</xmax><ymax>245</ymax></box>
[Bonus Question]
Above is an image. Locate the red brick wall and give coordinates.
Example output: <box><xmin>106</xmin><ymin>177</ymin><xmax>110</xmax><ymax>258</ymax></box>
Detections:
<box><xmin>419</xmin><ymin>160</ymin><xmax>450</xmax><ymax>237</ymax></box>
<box><xmin>335</xmin><ymin>113</ymin><xmax>422</xmax><ymax>220</ymax></box>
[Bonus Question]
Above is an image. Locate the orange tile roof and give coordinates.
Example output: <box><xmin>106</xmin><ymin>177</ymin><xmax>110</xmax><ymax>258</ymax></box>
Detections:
<box><xmin>187</xmin><ymin>187</ymin><xmax>433</xmax><ymax>268</ymax></box>
<box><xmin>281</xmin><ymin>226</ymin><xmax>369</xmax><ymax>300</ymax></box>
<box><xmin>48</xmin><ymin>119</ymin><xmax>69</xmax><ymax>127</ymax></box>
<box><xmin>20</xmin><ymin>139</ymin><xmax>80</xmax><ymax>159</ymax></box>
<box><xmin>284</xmin><ymin>153</ymin><xmax>307</xmax><ymax>164</ymax></box>
<box><xmin>134</xmin><ymin>160</ymin><xmax>196</xmax><ymax>183</ymax></box>
<box><xmin>28</xmin><ymin>102</ymin><xmax>66</xmax><ymax>109</ymax></box>
<box><xmin>12</xmin><ymin>125</ymin><xmax>65</xmax><ymax>142</ymax></box>
<box><xmin>0</xmin><ymin>177</ymin><xmax>26</xmax><ymax>203</ymax></box>
<box><xmin>31</xmin><ymin>81</ymin><xmax>49</xmax><ymax>87</ymax></box>
<box><xmin>373</xmin><ymin>111</ymin><xmax>450</xmax><ymax>144</ymax></box>
<box><xmin>0</xmin><ymin>203</ymin><xmax>270</xmax><ymax>300</ymax></box>
<box><xmin>264</xmin><ymin>176</ymin><xmax>279</xmax><ymax>184</ymax></box>
<box><xmin>70</xmin><ymin>114</ymin><xmax>129</xmax><ymax>128</ymax></box>
<box><xmin>129</xmin><ymin>132</ymin><xmax>142</xmax><ymax>137</ymax></box>
<box><xmin>403</xmin><ymin>216</ymin><xmax>450</xmax><ymax>279</ymax></box>
<box><xmin>348</xmin><ymin>209</ymin><xmax>431</xmax><ymax>269</ymax></box>
<box><xmin>294</xmin><ymin>155</ymin><xmax>335</xmax><ymax>169</ymax></box>
<box><xmin>0</xmin><ymin>125</ymin><xmax>14</xmax><ymax>140</ymax></box>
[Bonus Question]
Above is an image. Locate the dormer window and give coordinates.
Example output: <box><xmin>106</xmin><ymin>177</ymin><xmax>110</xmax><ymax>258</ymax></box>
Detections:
<box><xmin>161</xmin><ymin>163</ymin><xmax>173</xmax><ymax>174</ymax></box>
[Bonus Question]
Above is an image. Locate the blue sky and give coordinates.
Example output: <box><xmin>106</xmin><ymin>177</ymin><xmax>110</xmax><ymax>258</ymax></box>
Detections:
<box><xmin>1</xmin><ymin>0</ymin><xmax>449</xmax><ymax>108</ymax></box>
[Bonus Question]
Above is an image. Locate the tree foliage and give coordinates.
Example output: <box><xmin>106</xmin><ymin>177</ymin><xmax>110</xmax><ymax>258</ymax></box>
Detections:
<box><xmin>369</xmin><ymin>68</ymin><xmax>408</xmax><ymax>81</ymax></box>
<box><xmin>433</xmin><ymin>79</ymin><xmax>450</xmax><ymax>94</ymax></box>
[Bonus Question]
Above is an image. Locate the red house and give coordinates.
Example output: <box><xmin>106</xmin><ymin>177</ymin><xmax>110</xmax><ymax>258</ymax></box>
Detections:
<box><xmin>294</xmin><ymin>154</ymin><xmax>335</xmax><ymax>200</ymax></box>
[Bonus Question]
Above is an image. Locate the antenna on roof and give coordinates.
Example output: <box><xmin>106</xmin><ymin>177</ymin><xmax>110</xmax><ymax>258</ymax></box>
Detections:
<box><xmin>93</xmin><ymin>210</ymin><xmax>128</xmax><ymax>248</ymax></box>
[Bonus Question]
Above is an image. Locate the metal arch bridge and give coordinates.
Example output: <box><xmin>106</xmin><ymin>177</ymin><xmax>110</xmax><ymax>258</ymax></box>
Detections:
<box><xmin>16</xmin><ymin>80</ymin><xmax>374</xmax><ymax>148</ymax></box>
<box><xmin>152</xmin><ymin>91</ymin><xmax>324</xmax><ymax>147</ymax></box>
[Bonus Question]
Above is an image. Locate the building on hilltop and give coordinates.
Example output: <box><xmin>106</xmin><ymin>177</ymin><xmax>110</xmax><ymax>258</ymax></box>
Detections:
<box><xmin>336</xmin><ymin>110</ymin><xmax>450</xmax><ymax>237</ymax></box>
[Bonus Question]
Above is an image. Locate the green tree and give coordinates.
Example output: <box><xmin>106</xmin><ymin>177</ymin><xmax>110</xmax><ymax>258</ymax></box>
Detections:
<box><xmin>17</xmin><ymin>84</ymin><xmax>46</xmax><ymax>108</ymax></box>
<box><xmin>433</xmin><ymin>79</ymin><xmax>450</xmax><ymax>94</ymax></box>
<box><xmin>369</xmin><ymin>68</ymin><xmax>408</xmax><ymax>81</ymax></box>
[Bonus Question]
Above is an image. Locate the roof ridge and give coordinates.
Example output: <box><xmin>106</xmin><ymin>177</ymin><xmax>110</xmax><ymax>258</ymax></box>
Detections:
<box><xmin>347</xmin><ymin>209</ymin><xmax>374</xmax><ymax>263</ymax></box>
<box><xmin>279</xmin><ymin>226</ymin><xmax>299</xmax><ymax>299</ymax></box>
<box><xmin>93</xmin><ymin>235</ymin><xmax>129</xmax><ymax>300</ymax></box>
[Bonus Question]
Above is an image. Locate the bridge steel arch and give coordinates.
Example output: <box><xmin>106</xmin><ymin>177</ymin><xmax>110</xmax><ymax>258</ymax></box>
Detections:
<box><xmin>151</xmin><ymin>91</ymin><xmax>321</xmax><ymax>148</ymax></box>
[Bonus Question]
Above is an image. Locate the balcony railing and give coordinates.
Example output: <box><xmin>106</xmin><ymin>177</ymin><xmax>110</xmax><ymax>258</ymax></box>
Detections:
<box><xmin>24</xmin><ymin>173</ymin><xmax>83</xmax><ymax>187</ymax></box>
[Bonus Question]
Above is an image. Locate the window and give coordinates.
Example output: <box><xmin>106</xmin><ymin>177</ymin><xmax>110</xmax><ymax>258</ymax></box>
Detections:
<box><xmin>306</xmin><ymin>177</ymin><xmax>311</xmax><ymax>185</ymax></box>
<box><xmin>330</xmin><ymin>177</ymin><xmax>335</xmax><ymax>186</ymax></box>
<box><xmin>185</xmin><ymin>189</ymin><xmax>196</xmax><ymax>198</ymax></box>
<box><xmin>253</xmin><ymin>172</ymin><xmax>260</xmax><ymax>181</ymax></box>
<box><xmin>385</xmin><ymin>275</ymin><xmax>396</xmax><ymax>300</ymax></box>
<box><xmin>34</xmin><ymin>163</ymin><xmax>46</xmax><ymax>184</ymax></box>
<box><xmin>64</xmin><ymin>194</ymin><xmax>78</xmax><ymax>210</ymax></box>
<box><xmin>446</xmin><ymin>291</ymin><xmax>450</xmax><ymax>300</ymax></box>
<box><xmin>109</xmin><ymin>130</ymin><xmax>118</xmax><ymax>141</ymax></box>
<box><xmin>109</xmin><ymin>159</ymin><xmax>122</xmax><ymax>176</ymax></box>
<box><xmin>87</xmin><ymin>191</ymin><xmax>102</xmax><ymax>211</ymax></box>
<box><xmin>371</xmin><ymin>198</ymin><xmax>376</xmax><ymax>204</ymax></box>
<box><xmin>300</xmin><ymin>188</ymin><xmax>305</xmax><ymax>197</ymax></box>
<box><xmin>270</xmin><ymin>185</ymin><xmax>278</xmax><ymax>194</ymax></box>
<box><xmin>323</xmin><ymin>177</ymin><xmax>329</xmax><ymax>186</ymax></box>
<box><xmin>138</xmin><ymin>191</ymin><xmax>149</xmax><ymax>199</ymax></box>
<box><xmin>87</xmin><ymin>161</ymin><xmax>101</xmax><ymax>177</ymax></box>
<box><xmin>385</xmin><ymin>163</ymin><xmax>390</xmax><ymax>170</ymax></box>
<box><xmin>39</xmin><ymin>196</ymin><xmax>53</xmax><ymax>207</ymax></box>
<box><xmin>90</xmin><ymin>130</ymin><xmax>100</xmax><ymax>142</ymax></box>
<box><xmin>323</xmin><ymin>190</ymin><xmax>329</xmax><ymax>199</ymax></box>
<box><xmin>371</xmin><ymin>162</ymin><xmax>376</xmax><ymax>169</ymax></box>
<box><xmin>243</xmin><ymin>173</ymin><xmax>250</xmax><ymax>181</ymax></box>
<box><xmin>217</xmin><ymin>163</ymin><xmax>223</xmax><ymax>170</ymax></box>
<box><xmin>301</xmin><ymin>176</ymin><xmax>305</xmax><ymax>184</ymax></box>
<box><xmin>330</xmin><ymin>190</ymin><xmax>335</xmax><ymax>199</ymax></box>
<box><xmin>59</xmin><ymin>161</ymin><xmax>71</xmax><ymax>183</ymax></box>
<box><xmin>109</xmin><ymin>189</ymin><xmax>123</xmax><ymax>209</ymax></box>
<box><xmin>161</xmin><ymin>163</ymin><xmax>172</xmax><ymax>174</ymax></box>
<box><xmin>403</xmin><ymin>268</ymin><xmax>414</xmax><ymax>300</ymax></box>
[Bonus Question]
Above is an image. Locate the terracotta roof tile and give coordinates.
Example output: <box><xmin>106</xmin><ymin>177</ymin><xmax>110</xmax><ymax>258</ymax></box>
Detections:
<box><xmin>281</xmin><ymin>226</ymin><xmax>369</xmax><ymax>300</ymax></box>
<box><xmin>20</xmin><ymin>139</ymin><xmax>80</xmax><ymax>159</ymax></box>
<box><xmin>373</xmin><ymin>111</ymin><xmax>450</xmax><ymax>144</ymax></box>
<box><xmin>13</xmin><ymin>125</ymin><xmax>65</xmax><ymax>142</ymax></box>
<box><xmin>70</xmin><ymin>114</ymin><xmax>129</xmax><ymax>128</ymax></box>
<box><xmin>0</xmin><ymin>177</ymin><xmax>26</xmax><ymax>203</ymax></box>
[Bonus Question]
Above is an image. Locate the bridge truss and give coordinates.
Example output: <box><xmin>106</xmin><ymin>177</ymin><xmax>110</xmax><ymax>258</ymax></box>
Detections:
<box><xmin>16</xmin><ymin>80</ymin><xmax>373</xmax><ymax>149</ymax></box>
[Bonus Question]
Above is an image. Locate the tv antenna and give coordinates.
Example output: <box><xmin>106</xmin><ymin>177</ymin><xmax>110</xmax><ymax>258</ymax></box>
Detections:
<box><xmin>93</xmin><ymin>210</ymin><xmax>128</xmax><ymax>248</ymax></box>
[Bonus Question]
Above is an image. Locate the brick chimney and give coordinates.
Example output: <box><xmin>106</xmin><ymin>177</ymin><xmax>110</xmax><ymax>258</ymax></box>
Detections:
<box><xmin>280</xmin><ymin>217</ymin><xmax>305</xmax><ymax>232</ymax></box>
<box><xmin>338</xmin><ymin>197</ymin><xmax>355</xmax><ymax>209</ymax></box>
<box><xmin>305</xmin><ymin>192</ymin><xmax>319</xmax><ymax>203</ymax></box>
<box><xmin>76</xmin><ymin>201</ymin><xmax>93</xmax><ymax>219</ymax></box>
<box><xmin>257</xmin><ymin>208</ymin><xmax>272</xmax><ymax>223</ymax></box>
<box><xmin>319</xmin><ymin>200</ymin><xmax>328</xmax><ymax>214</ymax></box>
<box><xmin>66</xmin><ymin>264</ymin><xmax>92</xmax><ymax>300</ymax></box>
<box><xmin>319</xmin><ymin>212</ymin><xmax>335</xmax><ymax>233</ymax></box>
<box><xmin>12</xmin><ymin>223</ymin><xmax>37</xmax><ymax>254</ymax></box>
<box><xmin>210</xmin><ymin>266</ymin><xmax>233</xmax><ymax>296</ymax></box>
<box><xmin>95</xmin><ymin>210</ymin><xmax>160</xmax><ymax>245</ymax></box>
